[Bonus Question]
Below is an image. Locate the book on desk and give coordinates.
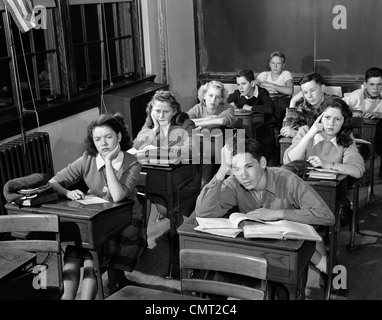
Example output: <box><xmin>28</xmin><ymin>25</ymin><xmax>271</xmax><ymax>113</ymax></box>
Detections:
<box><xmin>195</xmin><ymin>214</ymin><xmax>322</xmax><ymax>241</ymax></box>
<box><xmin>306</xmin><ymin>167</ymin><xmax>339</xmax><ymax>180</ymax></box>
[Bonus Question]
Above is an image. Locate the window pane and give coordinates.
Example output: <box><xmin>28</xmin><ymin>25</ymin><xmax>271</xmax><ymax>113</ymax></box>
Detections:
<box><xmin>17</xmin><ymin>56</ymin><xmax>36</xmax><ymax>103</ymax></box>
<box><xmin>74</xmin><ymin>46</ymin><xmax>87</xmax><ymax>86</ymax></box>
<box><xmin>0</xmin><ymin>13</ymin><xmax>9</xmax><ymax>57</ymax></box>
<box><xmin>11</xmin><ymin>21</ymin><xmax>31</xmax><ymax>54</ymax></box>
<box><xmin>121</xmin><ymin>38</ymin><xmax>134</xmax><ymax>74</ymax></box>
<box><xmin>0</xmin><ymin>60</ymin><xmax>13</xmax><ymax>108</ymax></box>
<box><xmin>106</xmin><ymin>39</ymin><xmax>118</xmax><ymax>77</ymax></box>
<box><xmin>88</xmin><ymin>43</ymin><xmax>101</xmax><ymax>82</ymax></box>
<box><xmin>85</xmin><ymin>4</ymin><xmax>99</xmax><ymax>42</ymax></box>
<box><xmin>33</xmin><ymin>28</ymin><xmax>47</xmax><ymax>51</ymax></box>
<box><xmin>103</xmin><ymin>3</ymin><xmax>115</xmax><ymax>39</ymax></box>
<box><xmin>70</xmin><ymin>5</ymin><xmax>83</xmax><ymax>44</ymax></box>
<box><xmin>37</xmin><ymin>53</ymin><xmax>55</xmax><ymax>97</ymax></box>
<box><xmin>119</xmin><ymin>2</ymin><xmax>132</xmax><ymax>36</ymax></box>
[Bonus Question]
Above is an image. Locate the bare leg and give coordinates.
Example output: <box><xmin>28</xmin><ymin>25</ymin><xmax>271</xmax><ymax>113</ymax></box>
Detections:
<box><xmin>80</xmin><ymin>258</ymin><xmax>97</xmax><ymax>300</ymax></box>
<box><xmin>61</xmin><ymin>257</ymin><xmax>82</xmax><ymax>300</ymax></box>
<box><xmin>310</xmin><ymin>242</ymin><xmax>327</xmax><ymax>273</ymax></box>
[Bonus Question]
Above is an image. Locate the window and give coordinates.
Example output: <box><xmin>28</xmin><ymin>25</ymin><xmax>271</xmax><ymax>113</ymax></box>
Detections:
<box><xmin>0</xmin><ymin>6</ymin><xmax>59</xmax><ymax>108</ymax></box>
<box><xmin>0</xmin><ymin>0</ymin><xmax>144</xmax><ymax>140</ymax></box>
<box><xmin>69</xmin><ymin>1</ymin><xmax>138</xmax><ymax>91</ymax></box>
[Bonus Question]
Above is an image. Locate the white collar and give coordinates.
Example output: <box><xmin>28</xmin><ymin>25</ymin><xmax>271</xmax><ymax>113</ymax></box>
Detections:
<box><xmin>161</xmin><ymin>123</ymin><xmax>171</xmax><ymax>137</ymax></box>
<box><xmin>313</xmin><ymin>133</ymin><xmax>339</xmax><ymax>148</ymax></box>
<box><xmin>243</xmin><ymin>85</ymin><xmax>259</xmax><ymax>99</ymax></box>
<box><xmin>96</xmin><ymin>151</ymin><xmax>124</xmax><ymax>171</ymax></box>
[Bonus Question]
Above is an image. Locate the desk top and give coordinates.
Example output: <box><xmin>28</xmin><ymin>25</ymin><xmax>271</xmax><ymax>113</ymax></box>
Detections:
<box><xmin>0</xmin><ymin>248</ymin><xmax>36</xmax><ymax>281</ymax></box>
<box><xmin>178</xmin><ymin>218</ymin><xmax>308</xmax><ymax>252</ymax></box>
<box><xmin>234</xmin><ymin>109</ymin><xmax>264</xmax><ymax>116</ymax></box>
<box><xmin>5</xmin><ymin>197</ymin><xmax>134</xmax><ymax>221</ymax></box>
<box><xmin>305</xmin><ymin>173</ymin><xmax>347</xmax><ymax>186</ymax></box>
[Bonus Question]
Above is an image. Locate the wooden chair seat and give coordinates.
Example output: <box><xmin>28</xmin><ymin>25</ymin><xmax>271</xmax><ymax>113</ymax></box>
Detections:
<box><xmin>106</xmin><ymin>285</ymin><xmax>202</xmax><ymax>300</ymax></box>
<box><xmin>0</xmin><ymin>214</ymin><xmax>63</xmax><ymax>300</ymax></box>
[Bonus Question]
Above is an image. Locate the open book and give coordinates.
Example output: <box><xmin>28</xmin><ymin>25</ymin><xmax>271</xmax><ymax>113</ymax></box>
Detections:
<box><xmin>306</xmin><ymin>167</ymin><xmax>339</xmax><ymax>180</ymax></box>
<box><xmin>195</xmin><ymin>213</ymin><xmax>322</xmax><ymax>241</ymax></box>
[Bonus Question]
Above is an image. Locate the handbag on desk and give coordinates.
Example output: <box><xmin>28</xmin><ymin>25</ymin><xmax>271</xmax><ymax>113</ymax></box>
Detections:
<box><xmin>281</xmin><ymin>160</ymin><xmax>310</xmax><ymax>178</ymax></box>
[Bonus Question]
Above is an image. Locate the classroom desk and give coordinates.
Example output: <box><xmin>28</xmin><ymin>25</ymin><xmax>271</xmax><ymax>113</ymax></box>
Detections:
<box><xmin>0</xmin><ymin>247</ymin><xmax>36</xmax><ymax>283</ymax></box>
<box><xmin>361</xmin><ymin>118</ymin><xmax>379</xmax><ymax>202</ymax></box>
<box><xmin>270</xmin><ymin>94</ymin><xmax>291</xmax><ymax>128</ymax></box>
<box><xmin>279</xmin><ymin>137</ymin><xmax>292</xmax><ymax>165</ymax></box>
<box><xmin>306</xmin><ymin>174</ymin><xmax>348</xmax><ymax>300</ymax></box>
<box><xmin>5</xmin><ymin>198</ymin><xmax>134</xmax><ymax>300</ymax></box>
<box><xmin>141</xmin><ymin>164</ymin><xmax>198</xmax><ymax>278</ymax></box>
<box><xmin>280</xmin><ymin>119</ymin><xmax>379</xmax><ymax>202</ymax></box>
<box><xmin>178</xmin><ymin>218</ymin><xmax>316</xmax><ymax>300</ymax></box>
<box><xmin>234</xmin><ymin>109</ymin><xmax>264</xmax><ymax>138</ymax></box>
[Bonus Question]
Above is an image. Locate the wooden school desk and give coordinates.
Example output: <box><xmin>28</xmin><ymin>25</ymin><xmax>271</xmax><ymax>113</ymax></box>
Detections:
<box><xmin>361</xmin><ymin>118</ymin><xmax>379</xmax><ymax>202</ymax></box>
<box><xmin>306</xmin><ymin>174</ymin><xmax>348</xmax><ymax>300</ymax></box>
<box><xmin>270</xmin><ymin>94</ymin><xmax>291</xmax><ymax>129</ymax></box>
<box><xmin>5</xmin><ymin>198</ymin><xmax>134</xmax><ymax>300</ymax></box>
<box><xmin>234</xmin><ymin>109</ymin><xmax>264</xmax><ymax>139</ymax></box>
<box><xmin>178</xmin><ymin>218</ymin><xmax>316</xmax><ymax>300</ymax></box>
<box><xmin>0</xmin><ymin>247</ymin><xmax>36</xmax><ymax>283</ymax></box>
<box><xmin>141</xmin><ymin>163</ymin><xmax>198</xmax><ymax>278</ymax></box>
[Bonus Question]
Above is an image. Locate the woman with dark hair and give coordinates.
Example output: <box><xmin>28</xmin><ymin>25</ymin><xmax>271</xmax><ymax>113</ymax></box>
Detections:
<box><xmin>133</xmin><ymin>90</ymin><xmax>200</xmax><ymax>226</ymax></box>
<box><xmin>283</xmin><ymin>97</ymin><xmax>365</xmax><ymax>285</ymax></box>
<box><xmin>49</xmin><ymin>112</ymin><xmax>147</xmax><ymax>299</ymax></box>
<box><xmin>284</xmin><ymin>97</ymin><xmax>365</xmax><ymax>178</ymax></box>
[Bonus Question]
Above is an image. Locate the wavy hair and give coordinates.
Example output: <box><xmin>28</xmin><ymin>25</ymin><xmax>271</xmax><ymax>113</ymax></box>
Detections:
<box><xmin>144</xmin><ymin>90</ymin><xmax>189</xmax><ymax>127</ymax></box>
<box><xmin>269</xmin><ymin>51</ymin><xmax>286</xmax><ymax>64</ymax></box>
<box><xmin>85</xmin><ymin>112</ymin><xmax>133</xmax><ymax>156</ymax></box>
<box><xmin>197</xmin><ymin>80</ymin><xmax>228</xmax><ymax>107</ymax></box>
<box><xmin>309</xmin><ymin>97</ymin><xmax>353</xmax><ymax>148</ymax></box>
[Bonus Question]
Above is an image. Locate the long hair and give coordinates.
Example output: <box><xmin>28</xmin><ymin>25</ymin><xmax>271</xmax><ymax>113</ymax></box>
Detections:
<box><xmin>145</xmin><ymin>90</ymin><xmax>188</xmax><ymax>127</ymax></box>
<box><xmin>197</xmin><ymin>80</ymin><xmax>228</xmax><ymax>107</ymax></box>
<box><xmin>309</xmin><ymin>98</ymin><xmax>353</xmax><ymax>148</ymax></box>
<box><xmin>85</xmin><ymin>112</ymin><xmax>133</xmax><ymax>156</ymax></box>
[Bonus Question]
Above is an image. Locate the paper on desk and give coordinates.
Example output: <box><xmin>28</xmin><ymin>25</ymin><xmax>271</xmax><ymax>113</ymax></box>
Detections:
<box><xmin>76</xmin><ymin>194</ymin><xmax>109</xmax><ymax>205</ymax></box>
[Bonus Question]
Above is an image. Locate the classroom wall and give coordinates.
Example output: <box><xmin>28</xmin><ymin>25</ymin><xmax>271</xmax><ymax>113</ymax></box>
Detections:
<box><xmin>0</xmin><ymin>108</ymin><xmax>99</xmax><ymax>174</ymax></box>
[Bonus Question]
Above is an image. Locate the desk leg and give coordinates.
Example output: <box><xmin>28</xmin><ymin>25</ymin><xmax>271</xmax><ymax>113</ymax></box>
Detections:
<box><xmin>166</xmin><ymin>196</ymin><xmax>178</xmax><ymax>279</ymax></box>
<box><xmin>325</xmin><ymin>225</ymin><xmax>337</xmax><ymax>300</ymax></box>
<box><xmin>90</xmin><ymin>250</ymin><xmax>104</xmax><ymax>300</ymax></box>
<box><xmin>369</xmin><ymin>147</ymin><xmax>375</xmax><ymax>202</ymax></box>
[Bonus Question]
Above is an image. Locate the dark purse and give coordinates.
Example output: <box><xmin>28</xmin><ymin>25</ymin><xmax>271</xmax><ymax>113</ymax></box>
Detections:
<box><xmin>281</xmin><ymin>160</ymin><xmax>310</xmax><ymax>178</ymax></box>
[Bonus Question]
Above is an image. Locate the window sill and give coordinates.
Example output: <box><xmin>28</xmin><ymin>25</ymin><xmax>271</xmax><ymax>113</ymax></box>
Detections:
<box><xmin>0</xmin><ymin>76</ymin><xmax>158</xmax><ymax>141</ymax></box>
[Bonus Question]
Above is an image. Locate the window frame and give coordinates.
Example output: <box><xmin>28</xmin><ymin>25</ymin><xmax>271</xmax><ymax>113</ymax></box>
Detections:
<box><xmin>0</xmin><ymin>0</ymin><xmax>145</xmax><ymax>141</ymax></box>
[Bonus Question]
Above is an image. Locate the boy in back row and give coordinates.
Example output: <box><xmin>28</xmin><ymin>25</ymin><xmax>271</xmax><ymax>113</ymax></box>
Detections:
<box><xmin>227</xmin><ymin>69</ymin><xmax>277</xmax><ymax>165</ymax></box>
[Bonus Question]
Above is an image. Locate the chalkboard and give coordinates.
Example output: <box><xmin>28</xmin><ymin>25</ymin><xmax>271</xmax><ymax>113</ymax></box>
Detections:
<box><xmin>195</xmin><ymin>0</ymin><xmax>382</xmax><ymax>81</ymax></box>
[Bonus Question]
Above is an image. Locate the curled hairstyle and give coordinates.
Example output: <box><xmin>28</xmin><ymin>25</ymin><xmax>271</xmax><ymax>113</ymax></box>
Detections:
<box><xmin>299</xmin><ymin>72</ymin><xmax>324</xmax><ymax>86</ymax></box>
<box><xmin>269</xmin><ymin>51</ymin><xmax>286</xmax><ymax>64</ymax></box>
<box><xmin>365</xmin><ymin>67</ymin><xmax>382</xmax><ymax>81</ymax></box>
<box><xmin>197</xmin><ymin>80</ymin><xmax>228</xmax><ymax>106</ymax></box>
<box><xmin>85</xmin><ymin>112</ymin><xmax>133</xmax><ymax>156</ymax></box>
<box><xmin>232</xmin><ymin>138</ymin><xmax>262</xmax><ymax>162</ymax></box>
<box><xmin>310</xmin><ymin>97</ymin><xmax>353</xmax><ymax>148</ymax></box>
<box><xmin>145</xmin><ymin>90</ymin><xmax>188</xmax><ymax>127</ymax></box>
<box><xmin>235</xmin><ymin>69</ymin><xmax>255</xmax><ymax>82</ymax></box>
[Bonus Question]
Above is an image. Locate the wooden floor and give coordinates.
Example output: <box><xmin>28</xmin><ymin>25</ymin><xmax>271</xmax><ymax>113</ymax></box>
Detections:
<box><xmin>42</xmin><ymin>156</ymin><xmax>382</xmax><ymax>300</ymax></box>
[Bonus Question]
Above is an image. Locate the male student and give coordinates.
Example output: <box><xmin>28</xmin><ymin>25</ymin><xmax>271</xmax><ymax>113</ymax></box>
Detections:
<box><xmin>280</xmin><ymin>72</ymin><xmax>336</xmax><ymax>138</ymax></box>
<box><xmin>342</xmin><ymin>67</ymin><xmax>382</xmax><ymax>167</ymax></box>
<box><xmin>195</xmin><ymin>138</ymin><xmax>335</xmax><ymax>286</ymax></box>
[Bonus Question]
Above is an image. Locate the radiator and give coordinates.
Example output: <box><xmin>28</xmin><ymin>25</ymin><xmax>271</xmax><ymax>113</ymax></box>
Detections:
<box><xmin>0</xmin><ymin>132</ymin><xmax>54</xmax><ymax>215</ymax></box>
